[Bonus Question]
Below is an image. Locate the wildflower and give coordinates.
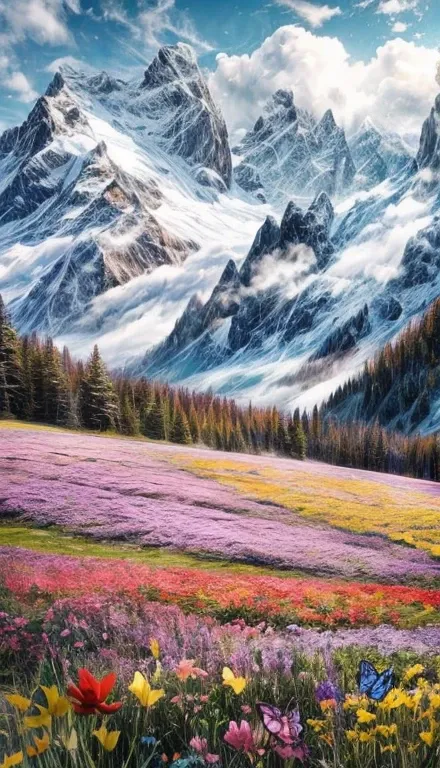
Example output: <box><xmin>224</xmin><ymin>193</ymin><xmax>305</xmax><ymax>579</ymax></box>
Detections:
<box><xmin>241</xmin><ymin>704</ymin><xmax>252</xmax><ymax>714</ymax></box>
<box><xmin>404</xmin><ymin>664</ymin><xmax>425</xmax><ymax>682</ymax></box>
<box><xmin>307</xmin><ymin>719</ymin><xmax>327</xmax><ymax>733</ymax></box>
<box><xmin>26</xmin><ymin>731</ymin><xmax>50</xmax><ymax>758</ymax></box>
<box><xmin>129</xmin><ymin>671</ymin><xmax>165</xmax><ymax>708</ymax></box>
<box><xmin>0</xmin><ymin>752</ymin><xmax>23</xmax><ymax>768</ymax></box>
<box><xmin>359</xmin><ymin>731</ymin><xmax>375</xmax><ymax>743</ymax></box>
<box><xmin>175</xmin><ymin>659</ymin><xmax>208</xmax><ymax>681</ymax></box>
<box><xmin>150</xmin><ymin>639</ymin><xmax>160</xmax><ymax>660</ymax></box>
<box><xmin>345</xmin><ymin>730</ymin><xmax>359</xmax><ymax>742</ymax></box>
<box><xmin>5</xmin><ymin>694</ymin><xmax>31</xmax><ymax>712</ymax></box>
<box><xmin>67</xmin><ymin>669</ymin><xmax>122</xmax><ymax>715</ymax></box>
<box><xmin>224</xmin><ymin>720</ymin><xmax>264</xmax><ymax>757</ymax></box>
<box><xmin>380</xmin><ymin>745</ymin><xmax>396</xmax><ymax>753</ymax></box>
<box><xmin>141</xmin><ymin>737</ymin><xmax>157</xmax><ymax>747</ymax></box>
<box><xmin>375</xmin><ymin>724</ymin><xmax>397</xmax><ymax>738</ymax></box>
<box><xmin>315</xmin><ymin>680</ymin><xmax>342</xmax><ymax>705</ymax></box>
<box><xmin>273</xmin><ymin>742</ymin><xmax>308</xmax><ymax>762</ymax></box>
<box><xmin>222</xmin><ymin>667</ymin><xmax>246</xmax><ymax>694</ymax></box>
<box><xmin>24</xmin><ymin>686</ymin><xmax>70</xmax><ymax>729</ymax></box>
<box><xmin>420</xmin><ymin>731</ymin><xmax>434</xmax><ymax>747</ymax></box>
<box><xmin>189</xmin><ymin>736</ymin><xmax>219</xmax><ymax>763</ymax></box>
<box><xmin>93</xmin><ymin>725</ymin><xmax>120</xmax><ymax>752</ymax></box>
<box><xmin>356</xmin><ymin>709</ymin><xmax>376</xmax><ymax>724</ymax></box>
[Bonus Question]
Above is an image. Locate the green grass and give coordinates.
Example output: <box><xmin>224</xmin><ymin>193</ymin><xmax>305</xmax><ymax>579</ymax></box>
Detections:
<box><xmin>0</xmin><ymin>523</ymin><xmax>310</xmax><ymax>579</ymax></box>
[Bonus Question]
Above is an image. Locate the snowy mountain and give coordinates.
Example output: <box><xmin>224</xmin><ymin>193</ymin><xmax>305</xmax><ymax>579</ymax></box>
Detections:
<box><xmin>3</xmin><ymin>42</ymin><xmax>440</xmax><ymax>433</ymax></box>
<box><xmin>232</xmin><ymin>89</ymin><xmax>356</xmax><ymax>206</ymax></box>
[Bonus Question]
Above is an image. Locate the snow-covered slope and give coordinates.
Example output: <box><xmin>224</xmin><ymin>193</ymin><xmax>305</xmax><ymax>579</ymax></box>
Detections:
<box><xmin>3</xmin><ymin>43</ymin><xmax>440</xmax><ymax>433</ymax></box>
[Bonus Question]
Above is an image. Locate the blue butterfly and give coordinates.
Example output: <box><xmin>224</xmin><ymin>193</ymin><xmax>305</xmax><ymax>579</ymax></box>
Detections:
<box><xmin>357</xmin><ymin>661</ymin><xmax>395</xmax><ymax>701</ymax></box>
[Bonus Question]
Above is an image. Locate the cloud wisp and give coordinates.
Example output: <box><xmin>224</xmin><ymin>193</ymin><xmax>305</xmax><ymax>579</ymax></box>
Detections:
<box><xmin>276</xmin><ymin>0</ymin><xmax>342</xmax><ymax>28</ymax></box>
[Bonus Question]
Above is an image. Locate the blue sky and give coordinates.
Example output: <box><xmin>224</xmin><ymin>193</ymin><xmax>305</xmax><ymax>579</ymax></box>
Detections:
<box><xmin>1</xmin><ymin>0</ymin><xmax>439</xmax><ymax>136</ymax></box>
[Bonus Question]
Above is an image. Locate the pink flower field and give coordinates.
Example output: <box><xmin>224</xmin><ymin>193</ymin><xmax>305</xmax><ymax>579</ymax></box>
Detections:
<box><xmin>1</xmin><ymin>427</ymin><xmax>439</xmax><ymax>583</ymax></box>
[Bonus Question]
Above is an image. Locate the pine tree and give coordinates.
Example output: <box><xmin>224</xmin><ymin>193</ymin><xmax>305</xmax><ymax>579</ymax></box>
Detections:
<box><xmin>170</xmin><ymin>405</ymin><xmax>192</xmax><ymax>444</ymax></box>
<box><xmin>143</xmin><ymin>393</ymin><xmax>166</xmax><ymax>440</ymax></box>
<box><xmin>0</xmin><ymin>295</ymin><xmax>23</xmax><ymax>416</ymax></box>
<box><xmin>291</xmin><ymin>422</ymin><xmax>307</xmax><ymax>460</ymax></box>
<box><xmin>188</xmin><ymin>403</ymin><xmax>201</xmax><ymax>443</ymax></box>
<box><xmin>79</xmin><ymin>345</ymin><xmax>118</xmax><ymax>431</ymax></box>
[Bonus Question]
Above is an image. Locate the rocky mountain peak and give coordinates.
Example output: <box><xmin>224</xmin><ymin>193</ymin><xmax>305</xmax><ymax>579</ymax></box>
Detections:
<box><xmin>45</xmin><ymin>71</ymin><xmax>65</xmax><ymax>98</ymax></box>
<box><xmin>239</xmin><ymin>215</ymin><xmax>281</xmax><ymax>287</ymax></box>
<box><xmin>416</xmin><ymin>93</ymin><xmax>440</xmax><ymax>171</ymax></box>
<box><xmin>139</xmin><ymin>43</ymin><xmax>232</xmax><ymax>187</ymax></box>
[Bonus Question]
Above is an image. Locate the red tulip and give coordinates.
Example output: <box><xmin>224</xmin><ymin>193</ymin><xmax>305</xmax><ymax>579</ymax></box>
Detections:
<box><xmin>67</xmin><ymin>669</ymin><xmax>122</xmax><ymax>715</ymax></box>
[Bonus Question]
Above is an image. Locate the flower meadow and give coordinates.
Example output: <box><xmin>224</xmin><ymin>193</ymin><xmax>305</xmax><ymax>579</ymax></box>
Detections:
<box><xmin>1</xmin><ymin>595</ymin><xmax>440</xmax><ymax>767</ymax></box>
<box><xmin>1</xmin><ymin>429</ymin><xmax>439</xmax><ymax>584</ymax></box>
<box><xmin>2</xmin><ymin>426</ymin><xmax>440</xmax><ymax>766</ymax></box>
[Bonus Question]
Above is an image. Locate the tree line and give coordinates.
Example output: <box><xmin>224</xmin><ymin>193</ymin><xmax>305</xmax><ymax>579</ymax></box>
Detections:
<box><xmin>2</xmin><ymin>294</ymin><xmax>440</xmax><ymax>480</ymax></box>
<box><xmin>323</xmin><ymin>295</ymin><xmax>440</xmax><ymax>435</ymax></box>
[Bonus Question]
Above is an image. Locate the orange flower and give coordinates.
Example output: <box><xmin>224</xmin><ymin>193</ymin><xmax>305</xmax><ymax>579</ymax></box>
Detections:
<box><xmin>175</xmin><ymin>659</ymin><xmax>208</xmax><ymax>681</ymax></box>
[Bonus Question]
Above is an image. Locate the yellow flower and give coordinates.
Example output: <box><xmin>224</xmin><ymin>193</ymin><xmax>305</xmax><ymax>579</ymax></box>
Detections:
<box><xmin>307</xmin><ymin>719</ymin><xmax>327</xmax><ymax>733</ymax></box>
<box><xmin>61</xmin><ymin>729</ymin><xmax>78</xmax><ymax>752</ymax></box>
<box><xmin>345</xmin><ymin>730</ymin><xmax>359</xmax><ymax>742</ymax></box>
<box><xmin>404</xmin><ymin>664</ymin><xmax>424</xmax><ymax>682</ymax></box>
<box><xmin>222</xmin><ymin>667</ymin><xmax>246</xmax><ymax>695</ymax></box>
<box><xmin>356</xmin><ymin>709</ymin><xmax>376</xmax><ymax>724</ymax></box>
<box><xmin>380</xmin><ymin>689</ymin><xmax>412</xmax><ymax>711</ymax></box>
<box><xmin>429</xmin><ymin>693</ymin><xmax>440</xmax><ymax>710</ymax></box>
<box><xmin>24</xmin><ymin>685</ymin><xmax>70</xmax><ymax>729</ymax></box>
<box><xmin>24</xmin><ymin>705</ymin><xmax>52</xmax><ymax>730</ymax></box>
<box><xmin>0</xmin><ymin>753</ymin><xmax>23</xmax><ymax>768</ymax></box>
<box><xmin>5</xmin><ymin>694</ymin><xmax>31</xmax><ymax>712</ymax></box>
<box><xmin>344</xmin><ymin>694</ymin><xmax>367</xmax><ymax>711</ymax></box>
<box><xmin>129</xmin><ymin>671</ymin><xmax>165</xmax><ymax>708</ymax></box>
<box><xmin>26</xmin><ymin>731</ymin><xmax>50</xmax><ymax>758</ymax></box>
<box><xmin>40</xmin><ymin>686</ymin><xmax>70</xmax><ymax>717</ymax></box>
<box><xmin>375</xmin><ymin>724</ymin><xmax>397</xmax><ymax>738</ymax></box>
<box><xmin>150</xmin><ymin>639</ymin><xmax>160</xmax><ymax>660</ymax></box>
<box><xmin>380</xmin><ymin>745</ymin><xmax>396</xmax><ymax>753</ymax></box>
<box><xmin>359</xmin><ymin>731</ymin><xmax>375</xmax><ymax>743</ymax></box>
<box><xmin>420</xmin><ymin>730</ymin><xmax>435</xmax><ymax>747</ymax></box>
<box><xmin>93</xmin><ymin>725</ymin><xmax>120</xmax><ymax>752</ymax></box>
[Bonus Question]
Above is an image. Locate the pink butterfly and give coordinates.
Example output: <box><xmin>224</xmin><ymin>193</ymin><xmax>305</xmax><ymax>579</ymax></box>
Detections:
<box><xmin>256</xmin><ymin>702</ymin><xmax>303</xmax><ymax>745</ymax></box>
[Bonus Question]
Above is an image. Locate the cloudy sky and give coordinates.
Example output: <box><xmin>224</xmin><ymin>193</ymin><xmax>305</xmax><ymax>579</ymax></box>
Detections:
<box><xmin>1</xmin><ymin>0</ymin><xmax>439</xmax><ymax>142</ymax></box>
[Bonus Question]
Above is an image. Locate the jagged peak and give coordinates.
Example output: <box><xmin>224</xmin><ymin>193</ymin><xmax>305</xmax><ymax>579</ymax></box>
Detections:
<box><xmin>218</xmin><ymin>259</ymin><xmax>240</xmax><ymax>286</ymax></box>
<box><xmin>141</xmin><ymin>42</ymin><xmax>199</xmax><ymax>90</ymax></box>
<box><xmin>317</xmin><ymin>109</ymin><xmax>338</xmax><ymax>135</ymax></box>
<box><xmin>45</xmin><ymin>71</ymin><xmax>66</xmax><ymax>98</ymax></box>
<box><xmin>309</xmin><ymin>191</ymin><xmax>334</xmax><ymax>228</ymax></box>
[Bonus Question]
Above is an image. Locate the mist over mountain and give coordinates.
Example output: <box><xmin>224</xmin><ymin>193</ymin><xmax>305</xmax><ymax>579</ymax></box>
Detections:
<box><xmin>2</xmin><ymin>42</ymin><xmax>440</xmax><ymax>434</ymax></box>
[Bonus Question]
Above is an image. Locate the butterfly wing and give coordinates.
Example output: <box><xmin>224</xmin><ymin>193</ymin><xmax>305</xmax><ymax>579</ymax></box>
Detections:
<box><xmin>222</xmin><ymin>667</ymin><xmax>234</xmax><ymax>683</ymax></box>
<box><xmin>369</xmin><ymin>668</ymin><xmax>395</xmax><ymax>702</ymax></box>
<box><xmin>256</xmin><ymin>702</ymin><xmax>283</xmax><ymax>736</ymax></box>
<box><xmin>287</xmin><ymin>707</ymin><xmax>303</xmax><ymax>738</ymax></box>
<box><xmin>357</xmin><ymin>661</ymin><xmax>379</xmax><ymax>695</ymax></box>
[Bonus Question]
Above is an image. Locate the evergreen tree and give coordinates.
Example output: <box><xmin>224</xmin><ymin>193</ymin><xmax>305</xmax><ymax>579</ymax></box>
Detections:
<box><xmin>79</xmin><ymin>345</ymin><xmax>118</xmax><ymax>431</ymax></box>
<box><xmin>0</xmin><ymin>295</ymin><xmax>23</xmax><ymax>416</ymax></box>
<box><xmin>291</xmin><ymin>422</ymin><xmax>307</xmax><ymax>460</ymax></box>
<box><xmin>170</xmin><ymin>405</ymin><xmax>192</xmax><ymax>444</ymax></box>
<box><xmin>188</xmin><ymin>403</ymin><xmax>201</xmax><ymax>443</ymax></box>
<box><xmin>143</xmin><ymin>393</ymin><xmax>166</xmax><ymax>440</ymax></box>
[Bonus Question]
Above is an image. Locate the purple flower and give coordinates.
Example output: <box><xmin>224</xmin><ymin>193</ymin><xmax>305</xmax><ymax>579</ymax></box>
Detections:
<box><xmin>315</xmin><ymin>680</ymin><xmax>342</xmax><ymax>703</ymax></box>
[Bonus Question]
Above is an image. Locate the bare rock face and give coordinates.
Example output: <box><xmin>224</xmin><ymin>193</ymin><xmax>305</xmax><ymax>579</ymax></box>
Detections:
<box><xmin>140</xmin><ymin>43</ymin><xmax>232</xmax><ymax>187</ymax></box>
<box><xmin>416</xmin><ymin>94</ymin><xmax>440</xmax><ymax>172</ymax></box>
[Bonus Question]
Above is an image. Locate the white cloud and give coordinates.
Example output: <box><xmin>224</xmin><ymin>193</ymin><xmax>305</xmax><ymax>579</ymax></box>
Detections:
<box><xmin>0</xmin><ymin>0</ymin><xmax>75</xmax><ymax>46</ymax></box>
<box><xmin>391</xmin><ymin>21</ymin><xmax>408</xmax><ymax>32</ymax></box>
<box><xmin>101</xmin><ymin>0</ymin><xmax>213</xmax><ymax>54</ymax></box>
<box><xmin>46</xmin><ymin>55</ymin><xmax>86</xmax><ymax>73</ymax></box>
<box><xmin>210</xmin><ymin>25</ymin><xmax>439</xmax><ymax>142</ymax></box>
<box><xmin>3</xmin><ymin>71</ymin><xmax>38</xmax><ymax>102</ymax></box>
<box><xmin>377</xmin><ymin>0</ymin><xmax>419</xmax><ymax>15</ymax></box>
<box><xmin>275</xmin><ymin>0</ymin><xmax>342</xmax><ymax>27</ymax></box>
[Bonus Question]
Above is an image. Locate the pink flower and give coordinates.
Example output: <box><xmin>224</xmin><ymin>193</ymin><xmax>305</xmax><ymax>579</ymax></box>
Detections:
<box><xmin>190</xmin><ymin>736</ymin><xmax>219</xmax><ymax>764</ymax></box>
<box><xmin>60</xmin><ymin>629</ymin><xmax>71</xmax><ymax>637</ymax></box>
<box><xmin>273</xmin><ymin>742</ymin><xmax>309</xmax><ymax>763</ymax></box>
<box><xmin>200</xmin><ymin>695</ymin><xmax>209</xmax><ymax>703</ymax></box>
<box><xmin>241</xmin><ymin>705</ymin><xmax>252</xmax><ymax>715</ymax></box>
<box><xmin>102</xmin><ymin>633</ymin><xmax>109</xmax><ymax>641</ymax></box>
<box><xmin>224</xmin><ymin>720</ymin><xmax>264</xmax><ymax>756</ymax></box>
<box><xmin>175</xmin><ymin>659</ymin><xmax>208</xmax><ymax>681</ymax></box>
